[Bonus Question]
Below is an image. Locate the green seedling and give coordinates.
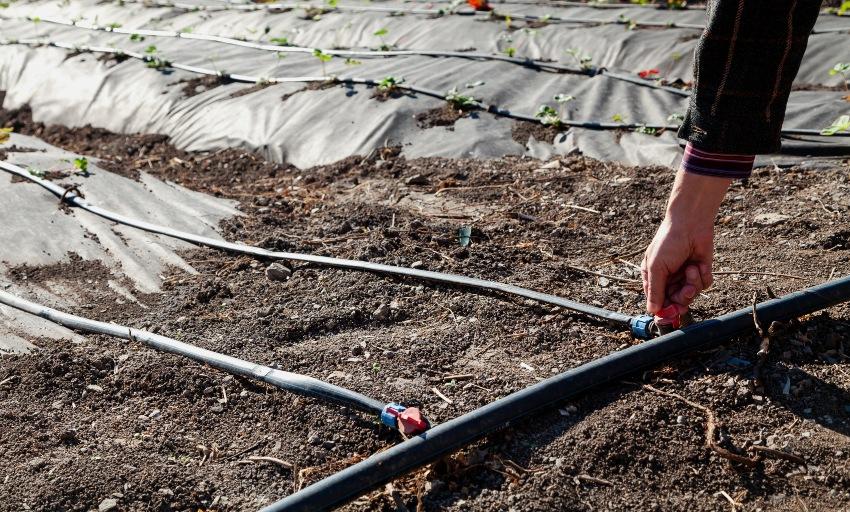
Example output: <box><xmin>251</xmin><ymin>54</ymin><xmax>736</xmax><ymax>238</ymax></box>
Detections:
<box><xmin>373</xmin><ymin>27</ymin><xmax>391</xmax><ymax>51</ymax></box>
<box><xmin>270</xmin><ymin>36</ymin><xmax>290</xmax><ymax>46</ymax></box>
<box><xmin>313</xmin><ymin>49</ymin><xmax>333</xmax><ymax>75</ymax></box>
<box><xmin>667</xmin><ymin>112</ymin><xmax>684</xmax><ymax>123</ymax></box>
<box><xmin>566</xmin><ymin>48</ymin><xmax>593</xmax><ymax>71</ymax></box>
<box><xmin>28</xmin><ymin>167</ymin><xmax>45</xmax><ymax>178</ymax></box>
<box><xmin>505</xmin><ymin>47</ymin><xmax>516</xmax><ymax>58</ymax></box>
<box><xmin>821</xmin><ymin>115</ymin><xmax>850</xmax><ymax>136</ymax></box>
<box><xmin>634</xmin><ymin>125</ymin><xmax>657</xmax><ymax>135</ymax></box>
<box><xmin>377</xmin><ymin>76</ymin><xmax>404</xmax><ymax>92</ymax></box>
<box><xmin>0</xmin><ymin>2</ymin><xmax>9</xmax><ymax>8</ymax></box>
<box><xmin>73</xmin><ymin>157</ymin><xmax>89</xmax><ymax>175</ymax></box>
<box><xmin>667</xmin><ymin>0</ymin><xmax>687</xmax><ymax>9</ymax></box>
<box><xmin>445</xmin><ymin>87</ymin><xmax>478</xmax><ymax>110</ymax></box>
<box><xmin>829</xmin><ymin>62</ymin><xmax>849</xmax><ymax>91</ymax></box>
<box><xmin>612</xmin><ymin>113</ymin><xmax>625</xmax><ymax>123</ymax></box>
<box><xmin>31</xmin><ymin>15</ymin><xmax>40</xmax><ymax>23</ymax></box>
<box><xmin>129</xmin><ymin>33</ymin><xmax>145</xmax><ymax>42</ymax></box>
<box><xmin>0</xmin><ymin>127</ymin><xmax>11</xmax><ymax>143</ymax></box>
<box><xmin>106</xmin><ymin>22</ymin><xmax>121</xmax><ymax>29</ymax></box>
<box><xmin>839</xmin><ymin>1</ymin><xmax>850</xmax><ymax>15</ymax></box>
<box><xmin>145</xmin><ymin>44</ymin><xmax>158</xmax><ymax>54</ymax></box>
<box><xmin>618</xmin><ymin>14</ymin><xmax>637</xmax><ymax>30</ymax></box>
<box><xmin>344</xmin><ymin>57</ymin><xmax>362</xmax><ymax>65</ymax></box>
<box><xmin>326</xmin><ymin>0</ymin><xmax>338</xmax><ymax>7</ymax></box>
<box><xmin>537</xmin><ymin>94</ymin><xmax>575</xmax><ymax>127</ymax></box>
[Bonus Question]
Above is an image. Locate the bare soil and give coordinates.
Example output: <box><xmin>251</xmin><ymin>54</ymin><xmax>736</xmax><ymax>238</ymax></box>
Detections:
<box><xmin>1</xmin><ymin>106</ymin><xmax>849</xmax><ymax>512</ymax></box>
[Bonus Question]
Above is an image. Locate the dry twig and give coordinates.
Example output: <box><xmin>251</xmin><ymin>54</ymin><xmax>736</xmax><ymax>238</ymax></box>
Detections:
<box><xmin>643</xmin><ymin>385</ymin><xmax>758</xmax><ymax>468</ymax></box>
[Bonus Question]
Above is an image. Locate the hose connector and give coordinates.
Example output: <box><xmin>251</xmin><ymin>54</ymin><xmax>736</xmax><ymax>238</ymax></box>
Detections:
<box><xmin>629</xmin><ymin>315</ymin><xmax>654</xmax><ymax>339</ymax></box>
<box><xmin>381</xmin><ymin>403</ymin><xmax>430</xmax><ymax>436</ymax></box>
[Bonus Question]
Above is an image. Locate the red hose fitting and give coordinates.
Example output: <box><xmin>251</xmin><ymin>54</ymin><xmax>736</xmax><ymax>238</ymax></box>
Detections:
<box><xmin>654</xmin><ymin>304</ymin><xmax>683</xmax><ymax>329</ymax></box>
<box><xmin>398</xmin><ymin>407</ymin><xmax>429</xmax><ymax>436</ymax></box>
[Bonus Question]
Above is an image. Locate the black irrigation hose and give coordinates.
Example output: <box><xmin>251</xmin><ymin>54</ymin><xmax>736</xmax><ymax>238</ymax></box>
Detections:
<box><xmin>0</xmin><ymin>160</ymin><xmax>648</xmax><ymax>334</ymax></box>
<box><xmin>263</xmin><ymin>273</ymin><xmax>850</xmax><ymax>512</ymax></box>
<box><xmin>13</xmin><ymin>15</ymin><xmax>690</xmax><ymax>97</ymax></box>
<box><xmin>0</xmin><ymin>288</ymin><xmax>386</xmax><ymax>413</ymax></box>
<box><xmin>3</xmin><ymin>38</ymin><xmax>844</xmax><ymax>137</ymax></box>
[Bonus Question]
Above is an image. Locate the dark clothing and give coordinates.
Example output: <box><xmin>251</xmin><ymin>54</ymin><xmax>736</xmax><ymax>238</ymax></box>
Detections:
<box><xmin>678</xmin><ymin>0</ymin><xmax>823</xmax><ymax>154</ymax></box>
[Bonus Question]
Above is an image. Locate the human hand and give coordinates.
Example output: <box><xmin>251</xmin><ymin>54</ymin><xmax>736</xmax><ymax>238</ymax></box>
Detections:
<box><xmin>641</xmin><ymin>169</ymin><xmax>732</xmax><ymax>316</ymax></box>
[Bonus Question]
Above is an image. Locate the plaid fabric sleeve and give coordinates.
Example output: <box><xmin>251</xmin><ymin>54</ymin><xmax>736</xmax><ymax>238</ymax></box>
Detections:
<box><xmin>677</xmin><ymin>0</ymin><xmax>823</xmax><ymax>155</ymax></box>
<box><xmin>681</xmin><ymin>142</ymin><xmax>754</xmax><ymax>179</ymax></box>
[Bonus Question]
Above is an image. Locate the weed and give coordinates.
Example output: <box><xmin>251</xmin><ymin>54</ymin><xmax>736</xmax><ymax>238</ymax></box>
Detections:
<box><xmin>821</xmin><ymin>115</ymin><xmax>850</xmax><ymax>136</ymax></box>
<box><xmin>30</xmin><ymin>15</ymin><xmax>40</xmax><ymax>23</ymax></box>
<box><xmin>0</xmin><ymin>127</ymin><xmax>11</xmax><ymax>143</ymax></box>
<box><xmin>565</xmin><ymin>48</ymin><xmax>593</xmax><ymax>71</ymax></box>
<box><xmin>106</xmin><ymin>22</ymin><xmax>121</xmax><ymax>29</ymax></box>
<box><xmin>829</xmin><ymin>63</ymin><xmax>849</xmax><ymax>91</ymax></box>
<box><xmin>129</xmin><ymin>33</ymin><xmax>145</xmax><ymax>42</ymax></box>
<box><xmin>312</xmin><ymin>48</ymin><xmax>333</xmax><ymax>75</ymax></box>
<box><xmin>445</xmin><ymin>87</ymin><xmax>478</xmax><ymax>110</ymax></box>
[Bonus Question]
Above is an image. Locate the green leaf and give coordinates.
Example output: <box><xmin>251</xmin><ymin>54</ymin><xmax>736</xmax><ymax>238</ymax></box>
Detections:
<box><xmin>107</xmin><ymin>22</ymin><xmax>121</xmax><ymax>29</ymax></box>
<box><xmin>829</xmin><ymin>62</ymin><xmax>849</xmax><ymax>76</ymax></box>
<box><xmin>270</xmin><ymin>37</ymin><xmax>290</xmax><ymax>46</ymax></box>
<box><xmin>144</xmin><ymin>44</ymin><xmax>157</xmax><ymax>54</ymax></box>
<box><xmin>344</xmin><ymin>57</ymin><xmax>361</xmax><ymax>65</ymax></box>
<box><xmin>612</xmin><ymin>113</ymin><xmax>624</xmax><ymax>123</ymax></box>
<box><xmin>821</xmin><ymin>115</ymin><xmax>850</xmax><ymax>136</ymax></box>
<box><xmin>505</xmin><ymin>47</ymin><xmax>516</xmax><ymax>58</ymax></box>
<box><xmin>839</xmin><ymin>0</ymin><xmax>850</xmax><ymax>15</ymax></box>
<box><xmin>553</xmin><ymin>94</ymin><xmax>575</xmax><ymax>104</ymax></box>
<box><xmin>0</xmin><ymin>127</ymin><xmax>12</xmax><ymax>144</ymax></box>
<box><xmin>373</xmin><ymin>28</ymin><xmax>388</xmax><ymax>37</ymax></box>
<box><xmin>129</xmin><ymin>33</ymin><xmax>145</xmax><ymax>42</ymax></box>
<box><xmin>312</xmin><ymin>48</ymin><xmax>332</xmax><ymax>62</ymax></box>
<box><xmin>73</xmin><ymin>157</ymin><xmax>88</xmax><ymax>173</ymax></box>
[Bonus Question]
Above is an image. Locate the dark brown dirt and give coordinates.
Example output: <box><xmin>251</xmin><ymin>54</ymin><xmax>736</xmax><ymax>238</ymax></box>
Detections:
<box><xmin>415</xmin><ymin>105</ymin><xmax>471</xmax><ymax>129</ymax></box>
<box><xmin>511</xmin><ymin>120</ymin><xmax>564</xmax><ymax>145</ymax></box>
<box><xmin>1</xmin><ymin>107</ymin><xmax>850</xmax><ymax>512</ymax></box>
<box><xmin>175</xmin><ymin>75</ymin><xmax>235</xmax><ymax>98</ymax></box>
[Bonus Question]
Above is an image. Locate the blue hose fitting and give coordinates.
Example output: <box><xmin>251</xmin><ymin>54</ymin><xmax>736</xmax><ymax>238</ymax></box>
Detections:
<box><xmin>629</xmin><ymin>315</ymin><xmax>654</xmax><ymax>339</ymax></box>
<box><xmin>381</xmin><ymin>403</ymin><xmax>406</xmax><ymax>428</ymax></box>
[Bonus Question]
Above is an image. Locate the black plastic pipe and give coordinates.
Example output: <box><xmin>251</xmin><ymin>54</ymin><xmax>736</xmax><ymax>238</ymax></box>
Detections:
<box><xmin>0</xmin><ymin>160</ymin><xmax>648</xmax><ymax>333</ymax></box>
<box><xmin>262</xmin><ymin>273</ymin><xmax>850</xmax><ymax>512</ymax></box>
<box><xmin>0</xmin><ymin>288</ymin><xmax>385</xmax><ymax>413</ymax></box>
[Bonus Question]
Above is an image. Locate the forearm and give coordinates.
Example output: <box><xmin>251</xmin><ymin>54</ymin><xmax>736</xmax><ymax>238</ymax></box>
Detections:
<box><xmin>665</xmin><ymin>169</ymin><xmax>733</xmax><ymax>230</ymax></box>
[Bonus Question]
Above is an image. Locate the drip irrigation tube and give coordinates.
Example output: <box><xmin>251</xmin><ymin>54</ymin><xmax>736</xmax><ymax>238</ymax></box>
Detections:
<box><xmin>11</xmin><ymin>15</ymin><xmax>689</xmax><ymax>97</ymax></box>
<box><xmin>262</xmin><ymin>273</ymin><xmax>850</xmax><ymax>512</ymax></box>
<box><xmin>0</xmin><ymin>160</ymin><xmax>651</xmax><ymax>336</ymax></box>
<box><xmin>0</xmin><ymin>288</ymin><xmax>386</xmax><ymax>413</ymax></box>
<box><xmin>2</xmin><ymin>38</ymin><xmax>843</xmax><ymax>137</ymax></box>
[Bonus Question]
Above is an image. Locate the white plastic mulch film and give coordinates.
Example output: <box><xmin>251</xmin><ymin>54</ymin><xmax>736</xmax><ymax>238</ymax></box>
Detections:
<box><xmin>0</xmin><ymin>0</ymin><xmax>848</xmax><ymax>169</ymax></box>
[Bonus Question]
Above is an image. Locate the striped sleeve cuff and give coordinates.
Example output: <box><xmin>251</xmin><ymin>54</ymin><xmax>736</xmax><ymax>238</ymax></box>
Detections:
<box><xmin>681</xmin><ymin>142</ymin><xmax>755</xmax><ymax>179</ymax></box>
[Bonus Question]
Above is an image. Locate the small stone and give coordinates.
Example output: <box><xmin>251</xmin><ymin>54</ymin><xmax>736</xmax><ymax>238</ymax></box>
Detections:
<box><xmin>597</xmin><ymin>277</ymin><xmax>610</xmax><ymax>287</ymax></box>
<box><xmin>98</xmin><ymin>499</ymin><xmax>118</xmax><ymax>512</ymax></box>
<box><xmin>410</xmin><ymin>260</ymin><xmax>423</xmax><ymax>269</ymax></box>
<box><xmin>148</xmin><ymin>409</ymin><xmax>161</xmax><ymax>419</ymax></box>
<box><xmin>404</xmin><ymin>174</ymin><xmax>429</xmax><ymax>186</ymax></box>
<box><xmin>753</xmin><ymin>213</ymin><xmax>790</xmax><ymax>226</ymax></box>
<box><xmin>373</xmin><ymin>304</ymin><xmax>390</xmax><ymax>320</ymax></box>
<box><xmin>265</xmin><ymin>263</ymin><xmax>292</xmax><ymax>282</ymax></box>
<box><xmin>351</xmin><ymin>345</ymin><xmax>364</xmax><ymax>356</ymax></box>
<box><xmin>676</xmin><ymin>415</ymin><xmax>685</xmax><ymax>425</ymax></box>
<box><xmin>308</xmin><ymin>434</ymin><xmax>321</xmax><ymax>446</ymax></box>
<box><xmin>86</xmin><ymin>384</ymin><xmax>104</xmax><ymax>393</ymax></box>
<box><xmin>210</xmin><ymin>404</ymin><xmax>224</xmax><ymax>413</ymax></box>
<box><xmin>258</xmin><ymin>306</ymin><xmax>274</xmax><ymax>318</ymax></box>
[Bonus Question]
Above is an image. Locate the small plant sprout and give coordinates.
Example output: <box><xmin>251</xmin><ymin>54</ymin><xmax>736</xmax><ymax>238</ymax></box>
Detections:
<box><xmin>326</xmin><ymin>0</ymin><xmax>338</xmax><ymax>7</ymax></box>
<box><xmin>505</xmin><ymin>47</ymin><xmax>517</xmax><ymax>58</ymax></box>
<box><xmin>373</xmin><ymin>27</ymin><xmax>391</xmax><ymax>51</ymax></box>
<box><xmin>612</xmin><ymin>113</ymin><xmax>625</xmax><ymax>123</ymax></box>
<box><xmin>667</xmin><ymin>112</ymin><xmax>685</xmax><ymax>123</ymax></box>
<box><xmin>145</xmin><ymin>44</ymin><xmax>158</xmax><ymax>54</ymax></box>
<box><xmin>312</xmin><ymin>49</ymin><xmax>333</xmax><ymax>76</ymax></box>
<box><xmin>504</xmin><ymin>15</ymin><xmax>512</xmax><ymax>29</ymax></box>
<box><xmin>73</xmin><ymin>157</ymin><xmax>89</xmax><ymax>175</ymax></box>
<box><xmin>535</xmin><ymin>105</ymin><xmax>561</xmax><ymax>126</ymax></box>
<box><xmin>344</xmin><ymin>57</ymin><xmax>362</xmax><ymax>66</ymax></box>
<box><xmin>566</xmin><ymin>48</ymin><xmax>593</xmax><ymax>72</ymax></box>
<box><xmin>28</xmin><ymin>167</ymin><xmax>46</xmax><ymax>178</ymax></box>
<box><xmin>634</xmin><ymin>125</ymin><xmax>658</xmax><ymax>135</ymax></box>
<box><xmin>0</xmin><ymin>127</ymin><xmax>12</xmax><ymax>143</ymax></box>
<box><xmin>839</xmin><ymin>0</ymin><xmax>850</xmax><ymax>15</ymax></box>
<box><xmin>445</xmin><ymin>87</ymin><xmax>478</xmax><ymax>110</ymax></box>
<box><xmin>270</xmin><ymin>36</ymin><xmax>290</xmax><ymax>46</ymax></box>
<box><xmin>821</xmin><ymin>115</ymin><xmax>850</xmax><ymax>136</ymax></box>
<box><xmin>129</xmin><ymin>33</ymin><xmax>145</xmax><ymax>42</ymax></box>
<box><xmin>829</xmin><ymin>63</ymin><xmax>849</xmax><ymax>91</ymax></box>
<box><xmin>618</xmin><ymin>14</ymin><xmax>637</xmax><ymax>30</ymax></box>
<box><xmin>377</xmin><ymin>76</ymin><xmax>404</xmax><ymax>93</ymax></box>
